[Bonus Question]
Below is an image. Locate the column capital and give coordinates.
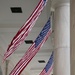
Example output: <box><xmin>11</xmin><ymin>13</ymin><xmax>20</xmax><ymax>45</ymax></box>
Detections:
<box><xmin>52</xmin><ymin>0</ymin><xmax>70</xmax><ymax>8</ymax></box>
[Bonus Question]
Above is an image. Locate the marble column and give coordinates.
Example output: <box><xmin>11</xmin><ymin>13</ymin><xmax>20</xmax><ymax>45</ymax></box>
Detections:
<box><xmin>53</xmin><ymin>3</ymin><xmax>70</xmax><ymax>75</ymax></box>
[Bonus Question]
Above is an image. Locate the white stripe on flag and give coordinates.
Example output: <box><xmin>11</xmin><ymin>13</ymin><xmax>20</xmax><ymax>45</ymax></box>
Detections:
<box><xmin>4</xmin><ymin>0</ymin><xmax>48</xmax><ymax>61</ymax></box>
<box><xmin>10</xmin><ymin>29</ymin><xmax>52</xmax><ymax>75</ymax></box>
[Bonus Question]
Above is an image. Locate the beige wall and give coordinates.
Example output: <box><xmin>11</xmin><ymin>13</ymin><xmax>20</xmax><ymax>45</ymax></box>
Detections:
<box><xmin>71</xmin><ymin>0</ymin><xmax>75</xmax><ymax>75</ymax></box>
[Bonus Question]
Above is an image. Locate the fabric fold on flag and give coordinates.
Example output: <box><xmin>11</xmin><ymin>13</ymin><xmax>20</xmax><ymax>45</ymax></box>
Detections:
<box><xmin>3</xmin><ymin>0</ymin><xmax>48</xmax><ymax>61</ymax></box>
<box><xmin>39</xmin><ymin>52</ymin><xmax>53</xmax><ymax>75</ymax></box>
<box><xmin>9</xmin><ymin>18</ymin><xmax>52</xmax><ymax>75</ymax></box>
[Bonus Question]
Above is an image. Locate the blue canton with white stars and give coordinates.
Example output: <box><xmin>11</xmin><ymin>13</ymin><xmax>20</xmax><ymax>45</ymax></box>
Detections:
<box><xmin>45</xmin><ymin>52</ymin><xmax>53</xmax><ymax>72</ymax></box>
<box><xmin>34</xmin><ymin>18</ymin><xmax>51</xmax><ymax>48</ymax></box>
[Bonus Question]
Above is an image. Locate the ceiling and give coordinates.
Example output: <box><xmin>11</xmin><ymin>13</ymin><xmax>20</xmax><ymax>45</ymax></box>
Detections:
<box><xmin>0</xmin><ymin>0</ymin><xmax>69</xmax><ymax>75</ymax></box>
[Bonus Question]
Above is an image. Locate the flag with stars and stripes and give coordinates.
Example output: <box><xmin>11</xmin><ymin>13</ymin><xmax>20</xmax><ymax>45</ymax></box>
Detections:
<box><xmin>9</xmin><ymin>18</ymin><xmax>52</xmax><ymax>75</ymax></box>
<box><xmin>40</xmin><ymin>52</ymin><xmax>53</xmax><ymax>75</ymax></box>
<box><xmin>3</xmin><ymin>0</ymin><xmax>48</xmax><ymax>61</ymax></box>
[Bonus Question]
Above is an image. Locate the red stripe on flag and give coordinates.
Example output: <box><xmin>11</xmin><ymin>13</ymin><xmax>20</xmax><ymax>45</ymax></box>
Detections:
<box><xmin>40</xmin><ymin>64</ymin><xmax>53</xmax><ymax>75</ymax></box>
<box><xmin>46</xmin><ymin>64</ymin><xmax>53</xmax><ymax>75</ymax></box>
<box><xmin>4</xmin><ymin>0</ymin><xmax>48</xmax><ymax>61</ymax></box>
<box><xmin>9</xmin><ymin>29</ymin><xmax>51</xmax><ymax>75</ymax></box>
<box><xmin>40</xmin><ymin>69</ymin><xmax>46</xmax><ymax>75</ymax></box>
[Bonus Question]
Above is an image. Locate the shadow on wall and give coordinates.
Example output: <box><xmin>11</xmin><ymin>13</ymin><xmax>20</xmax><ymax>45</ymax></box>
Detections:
<box><xmin>0</xmin><ymin>66</ymin><xmax>3</xmax><ymax>75</ymax></box>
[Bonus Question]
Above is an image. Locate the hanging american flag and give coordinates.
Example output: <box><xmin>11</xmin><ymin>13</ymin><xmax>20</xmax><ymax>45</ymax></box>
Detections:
<box><xmin>3</xmin><ymin>0</ymin><xmax>48</xmax><ymax>61</ymax></box>
<box><xmin>9</xmin><ymin>18</ymin><xmax>52</xmax><ymax>75</ymax></box>
<box><xmin>39</xmin><ymin>52</ymin><xmax>53</xmax><ymax>75</ymax></box>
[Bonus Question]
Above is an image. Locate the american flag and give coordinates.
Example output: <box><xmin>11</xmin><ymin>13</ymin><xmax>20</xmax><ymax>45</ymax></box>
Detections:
<box><xmin>3</xmin><ymin>0</ymin><xmax>48</xmax><ymax>61</ymax></box>
<box><xmin>40</xmin><ymin>52</ymin><xmax>53</xmax><ymax>75</ymax></box>
<box><xmin>9</xmin><ymin>18</ymin><xmax>52</xmax><ymax>75</ymax></box>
